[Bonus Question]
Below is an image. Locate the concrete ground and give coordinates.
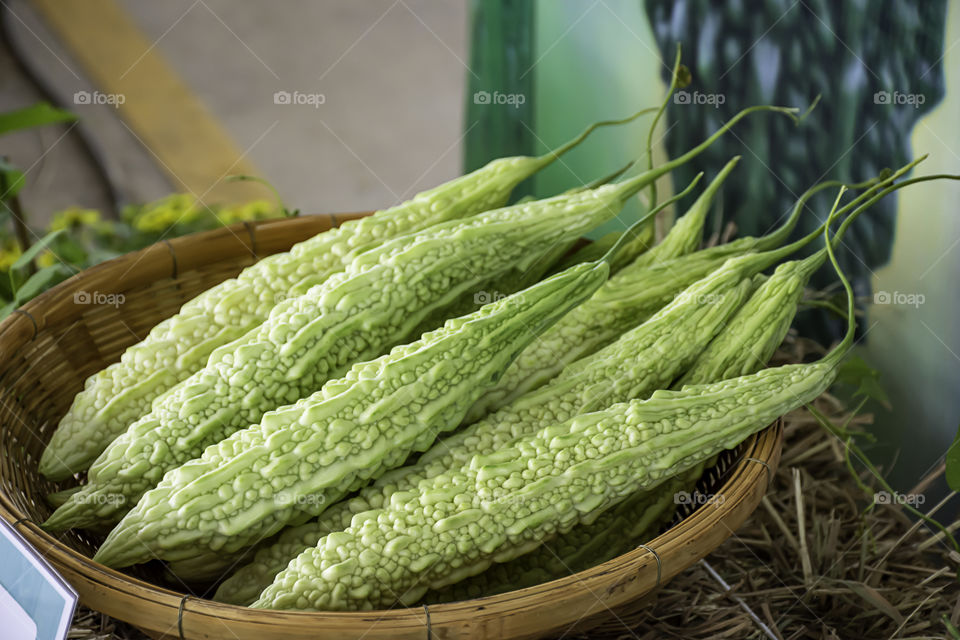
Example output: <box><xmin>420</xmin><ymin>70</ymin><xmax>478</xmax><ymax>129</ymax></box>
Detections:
<box><xmin>1</xmin><ymin>0</ymin><xmax>468</xmax><ymax>225</ymax></box>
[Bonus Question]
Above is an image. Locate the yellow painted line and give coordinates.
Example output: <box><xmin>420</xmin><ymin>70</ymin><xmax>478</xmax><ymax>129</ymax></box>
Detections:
<box><xmin>31</xmin><ymin>0</ymin><xmax>270</xmax><ymax>204</ymax></box>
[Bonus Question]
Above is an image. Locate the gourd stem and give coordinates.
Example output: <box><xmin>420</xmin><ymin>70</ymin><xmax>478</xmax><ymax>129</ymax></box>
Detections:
<box><xmin>758</xmin><ymin>157</ymin><xmax>926</xmax><ymax>267</ymax></box>
<box><xmin>822</xmin><ymin>188</ymin><xmax>857</xmax><ymax>365</ymax></box>
<box><xmin>610</xmin><ymin>104</ymin><xmax>800</xmax><ymax>206</ymax></box>
<box><xmin>646</xmin><ymin>44</ymin><xmax>684</xmax><ymax>208</ymax></box>
<box><xmin>833</xmin><ymin>172</ymin><xmax>960</xmax><ymax>245</ymax></box>
<box><xmin>761</xmin><ymin>154</ymin><xmax>925</xmax><ymax>251</ymax></box>
<box><xmin>538</xmin><ymin>107</ymin><xmax>659</xmax><ymax>165</ymax></box>
<box><xmin>788</xmin><ymin>170</ymin><xmax>960</xmax><ymax>366</ymax></box>
<box><xmin>799</xmin><ymin>170</ymin><xmax>960</xmax><ymax>272</ymax></box>
<box><xmin>762</xmin><ymin>175</ymin><xmax>877</xmax><ymax>248</ymax></box>
<box><xmin>598</xmin><ymin>171</ymin><xmax>704</xmax><ymax>267</ymax></box>
<box><xmin>582</xmin><ymin>159</ymin><xmax>636</xmax><ymax>190</ymax></box>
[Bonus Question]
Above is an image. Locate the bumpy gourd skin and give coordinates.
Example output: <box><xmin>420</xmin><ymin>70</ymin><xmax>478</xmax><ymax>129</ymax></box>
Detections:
<box><xmin>39</xmin><ymin>156</ymin><xmax>544</xmax><ymax>482</ymax></box>
<box><xmin>552</xmin><ymin>221</ymin><xmax>654</xmax><ymax>275</ymax></box>
<box><xmin>43</xmin><ymin>187</ymin><xmax>631</xmax><ymax>532</ymax></box>
<box><xmin>406</xmin><ymin>174</ymin><xmax>641</xmax><ymax>341</ymax></box>
<box><xmin>470</xmin><ymin>155</ymin><xmax>825</xmax><ymax>418</ymax></box>
<box><xmin>424</xmin><ymin>463</ymin><xmax>704</xmax><ymax>603</ymax></box>
<box><xmin>449</xmin><ymin>259</ymin><xmax>830</xmax><ymax>603</ymax></box>
<box><xmin>92</xmin><ymin>261</ymin><xmax>610</xmax><ymax>568</ymax></box>
<box><xmin>213</xmin><ymin>258</ymin><xmax>754</xmax><ymax>605</ymax></box>
<box><xmin>677</xmin><ymin>251</ymin><xmax>825</xmax><ymax>386</ymax></box>
<box><xmin>251</xmin><ymin>358</ymin><xmax>839</xmax><ymax>611</ymax></box>
<box><xmin>164</xmin><ymin>550</ymin><xmax>248</xmax><ymax>584</ymax></box>
<box><xmin>448</xmin><ymin>255</ymin><xmax>828</xmax><ymax>602</ymax></box>
<box><xmin>465</xmin><ymin>240</ymin><xmax>758</xmax><ymax>421</ymax></box>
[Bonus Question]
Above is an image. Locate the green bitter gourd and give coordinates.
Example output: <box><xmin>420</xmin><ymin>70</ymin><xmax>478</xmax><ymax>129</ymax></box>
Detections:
<box><xmin>46</xmin><ymin>105</ymin><xmax>798</xmax><ymax>531</ymax></box>
<box><xmin>212</xmin><ymin>248</ymin><xmax>758</xmax><ymax>605</ymax></box>
<box><xmin>678</xmin><ymin>164</ymin><xmax>944</xmax><ymax>387</ymax></box>
<box><xmin>252</xmin><ymin>311</ymin><xmax>854</xmax><ymax>610</ymax></box>
<box><xmin>217</xmin><ymin>205</ymin><xmax>857</xmax><ymax>605</ymax></box>
<box><xmin>93</xmin><ymin>248</ymin><xmax>634</xmax><ymax>567</ymax></box>
<box><xmin>424</xmin><ymin>462</ymin><xmax>705</xmax><ymax>603</ymax></box>
<box><xmin>464</xmin><ymin>168</ymin><xmax>860</xmax><ymax>419</ymax></box>
<box><xmin>38</xmin><ymin>109</ymin><xmax>653</xmax><ymax>482</ymax></box>
<box><xmin>246</xmin><ymin>192</ymin><xmax>859</xmax><ymax>611</ymax></box>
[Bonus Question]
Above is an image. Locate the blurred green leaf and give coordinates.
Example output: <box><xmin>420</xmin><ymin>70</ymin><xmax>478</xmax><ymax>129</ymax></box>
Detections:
<box><xmin>85</xmin><ymin>248</ymin><xmax>122</xmax><ymax>264</ymax></box>
<box><xmin>946</xmin><ymin>424</ymin><xmax>960</xmax><ymax>493</ymax></box>
<box><xmin>1</xmin><ymin>188</ymin><xmax>297</xmax><ymax>313</ymax></box>
<box><xmin>0</xmin><ymin>157</ymin><xmax>26</xmax><ymax>200</ymax></box>
<box><xmin>53</xmin><ymin>235</ymin><xmax>90</xmax><ymax>264</ymax></box>
<box><xmin>0</xmin><ymin>103</ymin><xmax>76</xmax><ymax>137</ymax></box>
<box><xmin>14</xmin><ymin>264</ymin><xmax>72</xmax><ymax>305</ymax></box>
<box><xmin>836</xmin><ymin>355</ymin><xmax>891</xmax><ymax>410</ymax></box>
<box><xmin>944</xmin><ymin>614</ymin><xmax>960</xmax><ymax>639</ymax></box>
<box><xmin>9</xmin><ymin>229</ymin><xmax>66</xmax><ymax>291</ymax></box>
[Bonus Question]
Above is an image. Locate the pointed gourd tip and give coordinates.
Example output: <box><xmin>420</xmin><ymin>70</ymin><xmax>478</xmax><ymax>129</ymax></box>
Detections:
<box><xmin>38</xmin><ymin>458</ymin><xmax>72</xmax><ymax>483</ymax></box>
<box><xmin>716</xmin><ymin>156</ymin><xmax>741</xmax><ymax>173</ymax></box>
<box><xmin>93</xmin><ymin>531</ymin><xmax>140</xmax><ymax>568</ymax></box>
<box><xmin>41</xmin><ymin>505</ymin><xmax>77</xmax><ymax>532</ymax></box>
<box><xmin>42</xmin><ymin>488</ymin><xmax>112</xmax><ymax>532</ymax></box>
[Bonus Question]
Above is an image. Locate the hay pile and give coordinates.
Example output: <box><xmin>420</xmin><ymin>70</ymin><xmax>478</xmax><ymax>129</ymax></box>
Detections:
<box><xmin>69</xmin><ymin>340</ymin><xmax>959</xmax><ymax>640</ymax></box>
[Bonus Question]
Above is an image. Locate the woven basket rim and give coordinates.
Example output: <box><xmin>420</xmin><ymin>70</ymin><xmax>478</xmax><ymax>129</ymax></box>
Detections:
<box><xmin>0</xmin><ymin>426</ymin><xmax>781</xmax><ymax>633</ymax></box>
<box><xmin>0</xmin><ymin>214</ymin><xmax>783</xmax><ymax>639</ymax></box>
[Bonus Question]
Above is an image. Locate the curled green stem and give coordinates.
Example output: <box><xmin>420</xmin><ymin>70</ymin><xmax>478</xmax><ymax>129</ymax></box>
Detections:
<box><xmin>646</xmin><ymin>43</ymin><xmax>684</xmax><ymax>209</ymax></box>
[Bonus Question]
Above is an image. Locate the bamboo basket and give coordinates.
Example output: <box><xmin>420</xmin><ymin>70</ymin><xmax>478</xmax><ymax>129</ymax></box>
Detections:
<box><xmin>0</xmin><ymin>214</ymin><xmax>783</xmax><ymax>640</ymax></box>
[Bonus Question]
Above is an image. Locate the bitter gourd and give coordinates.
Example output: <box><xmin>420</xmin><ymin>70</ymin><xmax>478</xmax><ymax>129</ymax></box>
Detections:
<box><xmin>407</xmin><ymin>167</ymin><xmax>681</xmax><ymax>342</ymax></box>
<box><xmin>465</xmin><ymin>170</ymin><xmax>847</xmax><ymax>419</ymax></box>
<box><xmin>238</xmin><ymin>194</ymin><xmax>856</xmax><ymax>608</ymax></box>
<box><xmin>38</xmin><ymin>109</ymin><xmax>651</xmax><ymax>482</ymax></box>
<box><xmin>424</xmin><ymin>463</ymin><xmax>705</xmax><ymax>603</ymax></box>
<box><xmin>44</xmin><ymin>175</ymin><xmax>651</xmax><ymax>532</ymax></box>
<box><xmin>252</xmin><ymin>212</ymin><xmax>857</xmax><ymax>612</ymax></box>
<box><xmin>164</xmin><ymin>550</ymin><xmax>253</xmax><ymax>585</ymax></box>
<box><xmin>252</xmin><ymin>283</ymin><xmax>854</xmax><ymax>612</ymax></box>
<box><xmin>215</xmin><ymin>174</ymin><xmax>885</xmax><ymax>605</ymax></box>
<box><xmin>93</xmin><ymin>256</ymin><xmax>621</xmax><ymax>568</ymax></box>
<box><xmin>678</xmin><ymin>167</ymin><xmax>955</xmax><ymax>386</ymax></box>
<box><xmin>45</xmin><ymin>104</ymin><xmax>798</xmax><ymax>531</ymax></box>
<box><xmin>217</xmin><ymin>215</ymin><xmax>850</xmax><ymax>604</ymax></box>
<box><xmin>212</xmin><ymin>250</ymin><xmax>756</xmax><ymax>605</ymax></box>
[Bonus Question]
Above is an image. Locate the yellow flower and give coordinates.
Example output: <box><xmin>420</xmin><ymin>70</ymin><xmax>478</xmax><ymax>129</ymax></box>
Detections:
<box><xmin>217</xmin><ymin>200</ymin><xmax>281</xmax><ymax>224</ymax></box>
<box><xmin>0</xmin><ymin>243</ymin><xmax>22</xmax><ymax>271</ymax></box>
<box><xmin>48</xmin><ymin>207</ymin><xmax>101</xmax><ymax>232</ymax></box>
<box><xmin>37</xmin><ymin>250</ymin><xmax>57</xmax><ymax>268</ymax></box>
<box><xmin>133</xmin><ymin>194</ymin><xmax>201</xmax><ymax>232</ymax></box>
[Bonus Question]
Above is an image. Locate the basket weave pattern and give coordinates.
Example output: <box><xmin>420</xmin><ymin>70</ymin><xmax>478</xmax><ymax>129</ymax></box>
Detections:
<box><xmin>0</xmin><ymin>214</ymin><xmax>782</xmax><ymax>640</ymax></box>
